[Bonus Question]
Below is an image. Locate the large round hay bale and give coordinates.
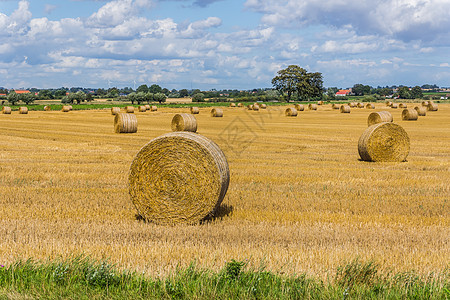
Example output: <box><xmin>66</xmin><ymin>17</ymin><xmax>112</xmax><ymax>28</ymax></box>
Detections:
<box><xmin>308</xmin><ymin>103</ymin><xmax>318</xmax><ymax>110</ymax></box>
<box><xmin>414</xmin><ymin>106</ymin><xmax>426</xmax><ymax>116</ymax></box>
<box><xmin>261</xmin><ymin>104</ymin><xmax>267</xmax><ymax>109</ymax></box>
<box><xmin>365</xmin><ymin>103</ymin><xmax>375</xmax><ymax>109</ymax></box>
<box><xmin>332</xmin><ymin>103</ymin><xmax>340</xmax><ymax>109</ymax></box>
<box><xmin>427</xmin><ymin>103</ymin><xmax>438</xmax><ymax>111</ymax></box>
<box><xmin>357</xmin><ymin>103</ymin><xmax>365</xmax><ymax>108</ymax></box>
<box><xmin>111</xmin><ymin>107</ymin><xmax>120</xmax><ymax>115</ymax></box>
<box><xmin>402</xmin><ymin>108</ymin><xmax>419</xmax><ymax>121</ymax></box>
<box><xmin>368</xmin><ymin>111</ymin><xmax>393</xmax><ymax>126</ymax></box>
<box><xmin>44</xmin><ymin>106</ymin><xmax>51</xmax><ymax>111</ymax></box>
<box><xmin>349</xmin><ymin>102</ymin><xmax>357</xmax><ymax>108</ymax></box>
<box><xmin>399</xmin><ymin>103</ymin><xmax>407</xmax><ymax>108</ymax></box>
<box><xmin>421</xmin><ymin>101</ymin><xmax>429</xmax><ymax>107</ymax></box>
<box><xmin>114</xmin><ymin>113</ymin><xmax>138</xmax><ymax>133</ymax></box>
<box><xmin>295</xmin><ymin>104</ymin><xmax>304</xmax><ymax>111</ymax></box>
<box><xmin>358</xmin><ymin>122</ymin><xmax>410</xmax><ymax>162</ymax></box>
<box><xmin>150</xmin><ymin>106</ymin><xmax>158</xmax><ymax>112</ymax></box>
<box><xmin>285</xmin><ymin>107</ymin><xmax>298</xmax><ymax>116</ymax></box>
<box><xmin>19</xmin><ymin>107</ymin><xmax>28</xmax><ymax>114</ymax></box>
<box><xmin>391</xmin><ymin>103</ymin><xmax>398</xmax><ymax>109</ymax></box>
<box><xmin>128</xmin><ymin>132</ymin><xmax>230</xmax><ymax>225</ymax></box>
<box><xmin>253</xmin><ymin>104</ymin><xmax>260</xmax><ymax>111</ymax></box>
<box><xmin>171</xmin><ymin>113</ymin><xmax>197</xmax><ymax>132</ymax></box>
<box><xmin>237</xmin><ymin>103</ymin><xmax>243</xmax><ymax>107</ymax></box>
<box><xmin>247</xmin><ymin>104</ymin><xmax>253</xmax><ymax>110</ymax></box>
<box><xmin>211</xmin><ymin>108</ymin><xmax>223</xmax><ymax>117</ymax></box>
<box><xmin>229</xmin><ymin>103</ymin><xmax>236</xmax><ymax>107</ymax></box>
<box><xmin>340</xmin><ymin>105</ymin><xmax>351</xmax><ymax>113</ymax></box>
<box><xmin>139</xmin><ymin>105</ymin><xmax>147</xmax><ymax>112</ymax></box>
<box><xmin>61</xmin><ymin>106</ymin><xmax>71</xmax><ymax>112</ymax></box>
<box><xmin>2</xmin><ymin>106</ymin><xmax>11</xmax><ymax>114</ymax></box>
<box><xmin>317</xmin><ymin>100</ymin><xmax>324</xmax><ymax>105</ymax></box>
<box><xmin>190</xmin><ymin>106</ymin><xmax>199</xmax><ymax>114</ymax></box>
<box><xmin>125</xmin><ymin>106</ymin><xmax>135</xmax><ymax>113</ymax></box>
<box><xmin>145</xmin><ymin>104</ymin><xmax>150</xmax><ymax>110</ymax></box>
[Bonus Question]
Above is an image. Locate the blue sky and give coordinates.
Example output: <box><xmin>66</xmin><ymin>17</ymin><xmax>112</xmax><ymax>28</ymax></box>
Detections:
<box><xmin>1</xmin><ymin>0</ymin><xmax>450</xmax><ymax>90</ymax></box>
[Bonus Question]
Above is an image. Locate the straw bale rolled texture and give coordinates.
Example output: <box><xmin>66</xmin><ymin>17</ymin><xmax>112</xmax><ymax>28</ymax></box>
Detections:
<box><xmin>237</xmin><ymin>103</ymin><xmax>243</xmax><ymax>107</ymax></box>
<box><xmin>114</xmin><ymin>113</ymin><xmax>138</xmax><ymax>133</ymax></box>
<box><xmin>308</xmin><ymin>103</ymin><xmax>318</xmax><ymax>110</ymax></box>
<box><xmin>260</xmin><ymin>104</ymin><xmax>267</xmax><ymax>109</ymax></box>
<box><xmin>386</xmin><ymin>101</ymin><xmax>393</xmax><ymax>107</ymax></box>
<box><xmin>399</xmin><ymin>103</ymin><xmax>407</xmax><ymax>108</ymax></box>
<box><xmin>139</xmin><ymin>106</ymin><xmax>147</xmax><ymax>112</ymax></box>
<box><xmin>340</xmin><ymin>105</ymin><xmax>351</xmax><ymax>113</ymax></box>
<box><xmin>230</xmin><ymin>103</ymin><xmax>236</xmax><ymax>107</ymax></box>
<box><xmin>111</xmin><ymin>107</ymin><xmax>120</xmax><ymax>115</ymax></box>
<box><xmin>349</xmin><ymin>102</ymin><xmax>357</xmax><ymax>108</ymax></box>
<box><xmin>421</xmin><ymin>101</ymin><xmax>429</xmax><ymax>107</ymax></box>
<box><xmin>253</xmin><ymin>104</ymin><xmax>260</xmax><ymax>111</ymax></box>
<box><xmin>414</xmin><ymin>106</ymin><xmax>426</xmax><ymax>116</ymax></box>
<box><xmin>365</xmin><ymin>103</ymin><xmax>375</xmax><ymax>109</ymax></box>
<box><xmin>295</xmin><ymin>104</ymin><xmax>304</xmax><ymax>111</ymax></box>
<box><xmin>171</xmin><ymin>113</ymin><xmax>197</xmax><ymax>133</ymax></box>
<box><xmin>145</xmin><ymin>104</ymin><xmax>150</xmax><ymax>110</ymax></box>
<box><xmin>190</xmin><ymin>107</ymin><xmax>199</xmax><ymax>114</ymax></box>
<box><xmin>427</xmin><ymin>103</ymin><xmax>438</xmax><ymax>111</ymax></box>
<box><xmin>285</xmin><ymin>107</ymin><xmax>298</xmax><ymax>116</ymax></box>
<box><xmin>2</xmin><ymin>106</ymin><xmax>11</xmax><ymax>114</ymax></box>
<box><xmin>125</xmin><ymin>106</ymin><xmax>135</xmax><ymax>113</ymax></box>
<box><xmin>19</xmin><ymin>107</ymin><xmax>28</xmax><ymax>114</ymax></box>
<box><xmin>357</xmin><ymin>103</ymin><xmax>365</xmax><ymax>108</ymax></box>
<box><xmin>402</xmin><ymin>108</ymin><xmax>419</xmax><ymax>121</ymax></box>
<box><xmin>128</xmin><ymin>131</ymin><xmax>230</xmax><ymax>225</ymax></box>
<box><xmin>211</xmin><ymin>108</ymin><xmax>223</xmax><ymax>117</ymax></box>
<box><xmin>391</xmin><ymin>103</ymin><xmax>398</xmax><ymax>108</ymax></box>
<box><xmin>332</xmin><ymin>103</ymin><xmax>340</xmax><ymax>109</ymax></box>
<box><xmin>367</xmin><ymin>111</ymin><xmax>393</xmax><ymax>126</ymax></box>
<box><xmin>61</xmin><ymin>106</ymin><xmax>71</xmax><ymax>112</ymax></box>
<box><xmin>44</xmin><ymin>106</ymin><xmax>51</xmax><ymax>111</ymax></box>
<box><xmin>358</xmin><ymin>122</ymin><xmax>410</xmax><ymax>162</ymax></box>
<box><xmin>150</xmin><ymin>106</ymin><xmax>158</xmax><ymax>112</ymax></box>
<box><xmin>318</xmin><ymin>101</ymin><xmax>324</xmax><ymax>105</ymax></box>
<box><xmin>67</xmin><ymin>105</ymin><xmax>73</xmax><ymax>111</ymax></box>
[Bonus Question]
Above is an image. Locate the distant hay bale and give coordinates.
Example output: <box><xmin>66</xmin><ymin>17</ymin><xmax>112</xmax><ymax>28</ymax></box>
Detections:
<box><xmin>114</xmin><ymin>113</ymin><xmax>138</xmax><ymax>133</ymax></box>
<box><xmin>139</xmin><ymin>106</ymin><xmax>147</xmax><ymax>112</ymax></box>
<box><xmin>128</xmin><ymin>131</ymin><xmax>230</xmax><ymax>225</ymax></box>
<box><xmin>365</xmin><ymin>103</ymin><xmax>375</xmax><ymax>109</ymax></box>
<box><xmin>285</xmin><ymin>107</ymin><xmax>298</xmax><ymax>116</ymax></box>
<box><xmin>414</xmin><ymin>106</ymin><xmax>426</xmax><ymax>116</ymax></box>
<box><xmin>358</xmin><ymin>122</ymin><xmax>410</xmax><ymax>162</ymax></box>
<box><xmin>237</xmin><ymin>103</ymin><xmax>243</xmax><ymax>107</ymax></box>
<box><xmin>125</xmin><ymin>106</ymin><xmax>135</xmax><ymax>113</ymax></box>
<box><xmin>308</xmin><ymin>103</ymin><xmax>318</xmax><ymax>110</ymax></box>
<box><xmin>427</xmin><ymin>103</ymin><xmax>438</xmax><ymax>111</ymax></box>
<box><xmin>111</xmin><ymin>107</ymin><xmax>120</xmax><ymax>115</ymax></box>
<box><xmin>230</xmin><ymin>103</ymin><xmax>236</xmax><ymax>107</ymax></box>
<box><xmin>171</xmin><ymin>113</ymin><xmax>197</xmax><ymax>133</ymax></box>
<box><xmin>391</xmin><ymin>103</ymin><xmax>398</xmax><ymax>109</ymax></box>
<box><xmin>68</xmin><ymin>105</ymin><xmax>73</xmax><ymax>111</ymax></box>
<box><xmin>349</xmin><ymin>102</ymin><xmax>357</xmax><ymax>108</ymax></box>
<box><xmin>19</xmin><ymin>107</ymin><xmax>28</xmax><ymax>114</ymax></box>
<box><xmin>2</xmin><ymin>106</ymin><xmax>11</xmax><ymax>114</ymax></box>
<box><xmin>150</xmin><ymin>106</ymin><xmax>158</xmax><ymax>112</ymax></box>
<box><xmin>190</xmin><ymin>107</ymin><xmax>199</xmax><ymax>114</ymax></box>
<box><xmin>211</xmin><ymin>108</ymin><xmax>223</xmax><ymax>117</ymax></box>
<box><xmin>317</xmin><ymin>100</ymin><xmax>324</xmax><ymax>105</ymax></box>
<box><xmin>253</xmin><ymin>104</ymin><xmax>260</xmax><ymax>111</ymax></box>
<box><xmin>145</xmin><ymin>104</ymin><xmax>150</xmax><ymax>110</ymax></box>
<box><xmin>332</xmin><ymin>103</ymin><xmax>340</xmax><ymax>109</ymax></box>
<box><xmin>357</xmin><ymin>103</ymin><xmax>365</xmax><ymax>108</ymax></box>
<box><xmin>61</xmin><ymin>106</ymin><xmax>71</xmax><ymax>112</ymax></box>
<box><xmin>261</xmin><ymin>104</ymin><xmax>267</xmax><ymax>109</ymax></box>
<box><xmin>340</xmin><ymin>105</ymin><xmax>351</xmax><ymax>113</ymax></box>
<box><xmin>368</xmin><ymin>111</ymin><xmax>393</xmax><ymax>126</ymax></box>
<box><xmin>44</xmin><ymin>106</ymin><xmax>51</xmax><ymax>111</ymax></box>
<box><xmin>399</xmin><ymin>103</ymin><xmax>407</xmax><ymax>108</ymax></box>
<box><xmin>421</xmin><ymin>101</ymin><xmax>429</xmax><ymax>107</ymax></box>
<box><xmin>295</xmin><ymin>104</ymin><xmax>304</xmax><ymax>111</ymax></box>
<box><xmin>247</xmin><ymin>104</ymin><xmax>253</xmax><ymax>110</ymax></box>
<box><xmin>402</xmin><ymin>108</ymin><xmax>419</xmax><ymax>121</ymax></box>
<box><xmin>386</xmin><ymin>101</ymin><xmax>393</xmax><ymax>107</ymax></box>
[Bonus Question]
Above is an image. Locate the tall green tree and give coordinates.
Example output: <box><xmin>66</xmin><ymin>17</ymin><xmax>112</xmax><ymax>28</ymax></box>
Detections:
<box><xmin>398</xmin><ymin>86</ymin><xmax>411</xmax><ymax>99</ymax></box>
<box><xmin>136</xmin><ymin>84</ymin><xmax>149</xmax><ymax>93</ymax></box>
<box><xmin>149</xmin><ymin>84</ymin><xmax>162</xmax><ymax>94</ymax></box>
<box><xmin>410</xmin><ymin>86</ymin><xmax>423</xmax><ymax>99</ymax></box>
<box><xmin>7</xmin><ymin>92</ymin><xmax>19</xmax><ymax>105</ymax></box>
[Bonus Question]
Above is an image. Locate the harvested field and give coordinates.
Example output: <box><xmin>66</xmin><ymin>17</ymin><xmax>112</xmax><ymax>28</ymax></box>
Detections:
<box><xmin>0</xmin><ymin>103</ymin><xmax>448</xmax><ymax>279</ymax></box>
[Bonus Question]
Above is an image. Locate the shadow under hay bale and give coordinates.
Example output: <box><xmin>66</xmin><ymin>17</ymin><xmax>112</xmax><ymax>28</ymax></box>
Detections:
<box><xmin>128</xmin><ymin>132</ymin><xmax>230</xmax><ymax>225</ymax></box>
<box><xmin>114</xmin><ymin>113</ymin><xmax>138</xmax><ymax>133</ymax></box>
<box><xmin>358</xmin><ymin>122</ymin><xmax>410</xmax><ymax>162</ymax></box>
<box><xmin>171</xmin><ymin>113</ymin><xmax>197</xmax><ymax>132</ymax></box>
<box><xmin>368</xmin><ymin>111</ymin><xmax>393</xmax><ymax>126</ymax></box>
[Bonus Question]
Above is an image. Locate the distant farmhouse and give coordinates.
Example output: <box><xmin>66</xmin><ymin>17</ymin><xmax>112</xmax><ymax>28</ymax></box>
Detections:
<box><xmin>335</xmin><ymin>89</ymin><xmax>351</xmax><ymax>96</ymax></box>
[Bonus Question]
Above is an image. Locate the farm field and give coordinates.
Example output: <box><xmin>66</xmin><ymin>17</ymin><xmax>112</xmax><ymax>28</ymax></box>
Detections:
<box><xmin>0</xmin><ymin>103</ymin><xmax>448</xmax><ymax>280</ymax></box>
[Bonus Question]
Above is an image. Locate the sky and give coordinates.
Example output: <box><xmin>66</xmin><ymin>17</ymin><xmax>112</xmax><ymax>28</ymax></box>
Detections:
<box><xmin>1</xmin><ymin>0</ymin><xmax>450</xmax><ymax>90</ymax></box>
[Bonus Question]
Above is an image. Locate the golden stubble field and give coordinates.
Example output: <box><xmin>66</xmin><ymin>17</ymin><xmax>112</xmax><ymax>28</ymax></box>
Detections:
<box><xmin>0</xmin><ymin>103</ymin><xmax>449</xmax><ymax>279</ymax></box>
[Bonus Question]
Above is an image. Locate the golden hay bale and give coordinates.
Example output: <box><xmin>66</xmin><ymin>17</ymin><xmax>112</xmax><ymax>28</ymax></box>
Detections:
<box><xmin>358</xmin><ymin>122</ymin><xmax>410</xmax><ymax>162</ymax></box>
<box><xmin>44</xmin><ymin>106</ymin><xmax>51</xmax><ymax>111</ymax></box>
<box><xmin>285</xmin><ymin>107</ymin><xmax>298</xmax><ymax>116</ymax></box>
<box><xmin>68</xmin><ymin>105</ymin><xmax>73</xmax><ymax>111</ymax></box>
<box><xmin>402</xmin><ymin>108</ymin><xmax>419</xmax><ymax>121</ymax></box>
<box><xmin>332</xmin><ymin>103</ymin><xmax>340</xmax><ymax>109</ymax></box>
<box><xmin>295</xmin><ymin>104</ymin><xmax>304</xmax><ymax>111</ymax></box>
<box><xmin>139</xmin><ymin>106</ymin><xmax>147</xmax><ymax>112</ymax></box>
<box><xmin>211</xmin><ymin>108</ymin><xmax>223</xmax><ymax>117</ymax></box>
<box><xmin>367</xmin><ymin>111</ymin><xmax>393</xmax><ymax>126</ymax></box>
<box><xmin>340</xmin><ymin>105</ymin><xmax>351</xmax><ymax>113</ymax></box>
<box><xmin>111</xmin><ymin>107</ymin><xmax>121</xmax><ymax>115</ymax></box>
<box><xmin>421</xmin><ymin>101</ymin><xmax>429</xmax><ymax>107</ymax></box>
<box><xmin>150</xmin><ymin>106</ymin><xmax>158</xmax><ymax>112</ymax></box>
<box><xmin>128</xmin><ymin>131</ymin><xmax>230</xmax><ymax>225</ymax></box>
<box><xmin>308</xmin><ymin>103</ymin><xmax>318</xmax><ymax>110</ymax></box>
<box><xmin>2</xmin><ymin>106</ymin><xmax>11</xmax><ymax>114</ymax></box>
<box><xmin>230</xmin><ymin>103</ymin><xmax>236</xmax><ymax>107</ymax></box>
<box><xmin>237</xmin><ymin>103</ymin><xmax>243</xmax><ymax>107</ymax></box>
<box><xmin>391</xmin><ymin>103</ymin><xmax>398</xmax><ymax>109</ymax></box>
<box><xmin>171</xmin><ymin>113</ymin><xmax>197</xmax><ymax>133</ymax></box>
<box><xmin>357</xmin><ymin>103</ymin><xmax>364</xmax><ymax>108</ymax></box>
<box><xmin>399</xmin><ymin>103</ymin><xmax>407</xmax><ymax>108</ymax></box>
<box><xmin>190</xmin><ymin>106</ymin><xmax>199</xmax><ymax>114</ymax></box>
<box><xmin>386</xmin><ymin>101</ymin><xmax>393</xmax><ymax>107</ymax></box>
<box><xmin>349</xmin><ymin>102</ymin><xmax>357</xmax><ymax>108</ymax></box>
<box><xmin>125</xmin><ymin>106</ymin><xmax>135</xmax><ymax>113</ymax></box>
<box><xmin>317</xmin><ymin>100</ymin><xmax>324</xmax><ymax>105</ymax></box>
<box><xmin>19</xmin><ymin>107</ymin><xmax>28</xmax><ymax>114</ymax></box>
<box><xmin>253</xmin><ymin>104</ymin><xmax>260</xmax><ymax>111</ymax></box>
<box><xmin>145</xmin><ymin>104</ymin><xmax>150</xmax><ymax>110</ymax></box>
<box><xmin>261</xmin><ymin>104</ymin><xmax>267</xmax><ymax>109</ymax></box>
<box><xmin>114</xmin><ymin>113</ymin><xmax>138</xmax><ymax>133</ymax></box>
<box><xmin>365</xmin><ymin>103</ymin><xmax>375</xmax><ymax>109</ymax></box>
<box><xmin>247</xmin><ymin>104</ymin><xmax>253</xmax><ymax>110</ymax></box>
<box><xmin>61</xmin><ymin>106</ymin><xmax>71</xmax><ymax>112</ymax></box>
<box><xmin>427</xmin><ymin>103</ymin><xmax>438</xmax><ymax>111</ymax></box>
<box><xmin>414</xmin><ymin>106</ymin><xmax>426</xmax><ymax>116</ymax></box>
